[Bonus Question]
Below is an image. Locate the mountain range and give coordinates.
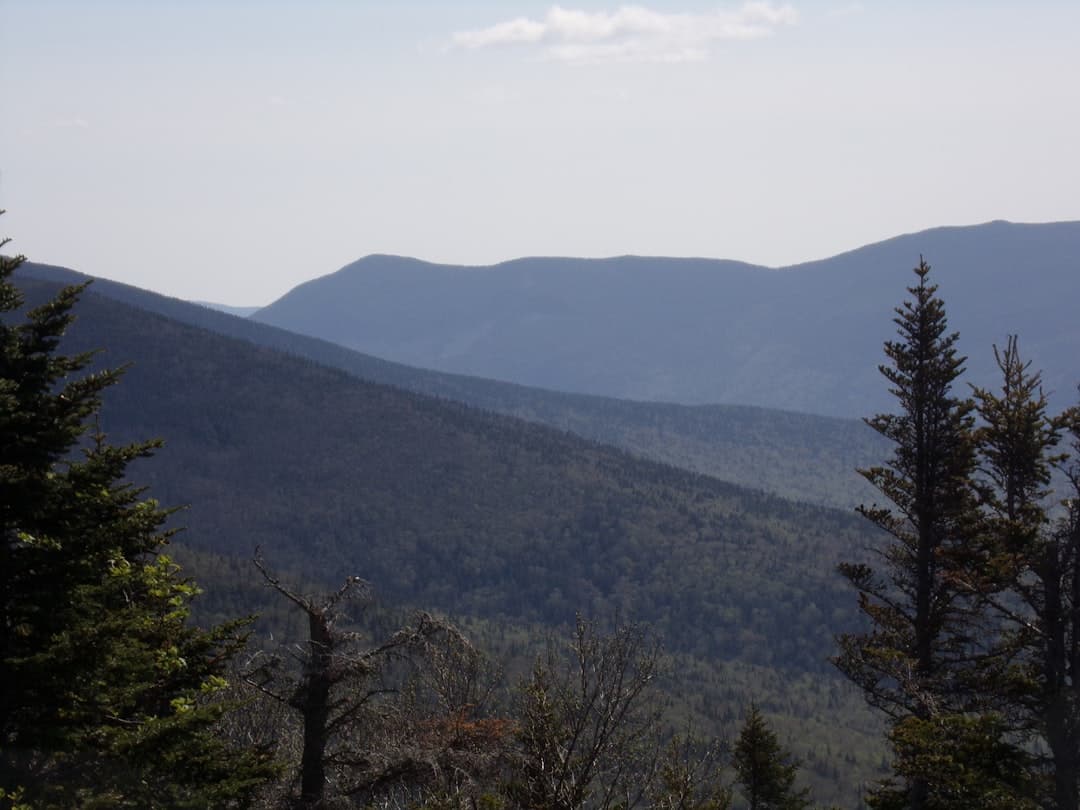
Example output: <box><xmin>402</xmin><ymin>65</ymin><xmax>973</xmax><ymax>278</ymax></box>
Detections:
<box><xmin>21</xmin><ymin>262</ymin><xmax>885</xmax><ymax>508</ymax></box>
<box><xmin>15</xmin><ymin>271</ymin><xmax>876</xmax><ymax>667</ymax></box>
<box><xmin>13</xmin><ymin>220</ymin><xmax>1079</xmax><ymax>805</ymax></box>
<box><xmin>12</xmin><ymin>267</ymin><xmax>889</xmax><ymax>803</ymax></box>
<box><xmin>251</xmin><ymin>220</ymin><xmax>1080</xmax><ymax>419</ymax></box>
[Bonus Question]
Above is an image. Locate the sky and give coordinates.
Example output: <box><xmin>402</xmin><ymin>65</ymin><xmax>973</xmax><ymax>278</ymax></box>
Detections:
<box><xmin>2</xmin><ymin>0</ymin><xmax>1078</xmax><ymax>304</ymax></box>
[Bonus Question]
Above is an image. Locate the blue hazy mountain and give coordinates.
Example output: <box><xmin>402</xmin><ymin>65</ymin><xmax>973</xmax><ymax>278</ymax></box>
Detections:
<box><xmin>192</xmin><ymin>301</ymin><xmax>261</xmax><ymax>318</ymax></box>
<box><xmin>19</xmin><ymin>261</ymin><xmax>884</xmax><ymax>507</ymax></box>
<box><xmin>251</xmin><ymin>220</ymin><xmax>1080</xmax><ymax>418</ymax></box>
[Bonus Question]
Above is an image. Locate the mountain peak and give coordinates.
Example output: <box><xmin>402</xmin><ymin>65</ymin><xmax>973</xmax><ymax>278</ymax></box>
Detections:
<box><xmin>253</xmin><ymin>221</ymin><xmax>1080</xmax><ymax>418</ymax></box>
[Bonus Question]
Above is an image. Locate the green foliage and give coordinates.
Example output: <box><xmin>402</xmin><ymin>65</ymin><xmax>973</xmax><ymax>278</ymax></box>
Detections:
<box><xmin>834</xmin><ymin>259</ymin><xmax>994</xmax><ymax>806</ymax></box>
<box><xmin>732</xmin><ymin>705</ymin><xmax>810</xmax><ymax>810</ymax></box>
<box><xmin>972</xmin><ymin>336</ymin><xmax>1070</xmax><ymax>535</ymax></box>
<box><xmin>970</xmin><ymin>345</ymin><xmax>1080</xmax><ymax>810</ymax></box>
<box><xmin>839</xmin><ymin>258</ymin><xmax>1080</xmax><ymax>808</ymax></box>
<box><xmin>866</xmin><ymin>714</ymin><xmax>1037</xmax><ymax>810</ymax></box>
<box><xmin>5</xmin><ymin>263</ymin><xmax>911</xmax><ymax>805</ymax></box>
<box><xmin>5</xmin><ymin>271</ymin><xmax>888</xmax><ymax>805</ymax></box>
<box><xmin>0</xmin><ymin>219</ymin><xmax>276</xmax><ymax>807</ymax></box>
<box><xmin>835</xmin><ymin>259</ymin><xmax>983</xmax><ymax>727</ymax></box>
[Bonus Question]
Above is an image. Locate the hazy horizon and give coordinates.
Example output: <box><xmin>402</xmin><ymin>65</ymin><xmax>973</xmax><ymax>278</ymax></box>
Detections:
<box><xmin>21</xmin><ymin>217</ymin><xmax>1075</xmax><ymax>309</ymax></box>
<box><xmin>3</xmin><ymin>1</ymin><xmax>1079</xmax><ymax>304</ymax></box>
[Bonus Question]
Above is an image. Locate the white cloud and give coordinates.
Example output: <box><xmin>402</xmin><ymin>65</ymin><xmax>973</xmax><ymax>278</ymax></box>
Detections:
<box><xmin>54</xmin><ymin>117</ymin><xmax>90</xmax><ymax>129</ymax></box>
<box><xmin>452</xmin><ymin>3</ymin><xmax>798</xmax><ymax>64</ymax></box>
<box><xmin>454</xmin><ymin>16</ymin><xmax>546</xmax><ymax>48</ymax></box>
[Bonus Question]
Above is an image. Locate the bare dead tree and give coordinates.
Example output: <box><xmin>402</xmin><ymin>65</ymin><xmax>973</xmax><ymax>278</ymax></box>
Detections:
<box><xmin>249</xmin><ymin>550</ymin><xmax>459</xmax><ymax>808</ymax></box>
<box><xmin>248</xmin><ymin>551</ymin><xmax>516</xmax><ymax>809</ymax></box>
<box><xmin>508</xmin><ymin>616</ymin><xmax>667</xmax><ymax>810</ymax></box>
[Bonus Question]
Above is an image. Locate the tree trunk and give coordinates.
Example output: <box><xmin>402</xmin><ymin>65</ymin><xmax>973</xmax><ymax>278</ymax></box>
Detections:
<box><xmin>299</xmin><ymin>610</ymin><xmax>333</xmax><ymax>808</ymax></box>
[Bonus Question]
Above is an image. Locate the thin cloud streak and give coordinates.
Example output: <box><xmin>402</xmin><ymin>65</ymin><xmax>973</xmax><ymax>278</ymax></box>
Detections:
<box><xmin>453</xmin><ymin>3</ymin><xmax>798</xmax><ymax>64</ymax></box>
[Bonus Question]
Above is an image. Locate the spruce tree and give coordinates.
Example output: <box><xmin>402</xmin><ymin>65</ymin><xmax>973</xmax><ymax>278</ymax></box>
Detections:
<box><xmin>1041</xmin><ymin>419</ymin><xmax>1080</xmax><ymax>810</ymax></box>
<box><xmin>879</xmin><ymin>713</ymin><xmax>1036</xmax><ymax>810</ymax></box>
<box><xmin>731</xmin><ymin>704</ymin><xmax>810</xmax><ymax>810</ymax></box>
<box><xmin>972</xmin><ymin>347</ymin><xmax>1080</xmax><ymax>810</ymax></box>
<box><xmin>834</xmin><ymin>258</ymin><xmax>982</xmax><ymax>809</ymax></box>
<box><xmin>0</xmin><ymin>216</ymin><xmax>276</xmax><ymax>807</ymax></box>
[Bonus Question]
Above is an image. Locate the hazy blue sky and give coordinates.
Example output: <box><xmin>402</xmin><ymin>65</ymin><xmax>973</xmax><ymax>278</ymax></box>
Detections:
<box><xmin>2</xmin><ymin>1</ymin><xmax>1078</xmax><ymax>303</ymax></box>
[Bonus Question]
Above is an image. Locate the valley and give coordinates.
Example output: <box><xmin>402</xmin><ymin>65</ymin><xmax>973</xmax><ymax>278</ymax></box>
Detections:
<box><xmin>7</xmin><ymin>221</ymin><xmax>1078</xmax><ymax>807</ymax></box>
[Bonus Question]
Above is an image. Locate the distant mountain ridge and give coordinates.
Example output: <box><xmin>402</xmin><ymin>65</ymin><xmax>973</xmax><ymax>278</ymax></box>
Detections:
<box><xmin>12</xmin><ymin>272</ymin><xmax>885</xmax><ymax>806</ymax></box>
<box><xmin>192</xmin><ymin>301</ymin><xmax>261</xmax><ymax>318</ymax></box>
<box><xmin>19</xmin><ymin>261</ymin><xmax>884</xmax><ymax>508</ymax></box>
<box><xmin>251</xmin><ymin>220</ymin><xmax>1080</xmax><ymax>418</ymax></box>
<box><xmin>11</xmin><ymin>273</ymin><xmax>876</xmax><ymax>681</ymax></box>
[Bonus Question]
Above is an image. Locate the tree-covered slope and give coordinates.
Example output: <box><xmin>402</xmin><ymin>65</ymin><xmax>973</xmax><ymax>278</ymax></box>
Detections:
<box><xmin>251</xmin><ymin>220</ymin><xmax>1080</xmax><ymax>418</ymax></box>
<box><xmin>12</xmin><ymin>276</ymin><xmax>888</xmax><ymax>805</ymax></box>
<box><xmin>17</xmin><ymin>276</ymin><xmax>874</xmax><ymax>675</ymax></box>
<box><xmin>177</xmin><ymin>545</ymin><xmax>885</xmax><ymax>809</ymax></box>
<box><xmin>19</xmin><ymin>262</ymin><xmax>884</xmax><ymax>507</ymax></box>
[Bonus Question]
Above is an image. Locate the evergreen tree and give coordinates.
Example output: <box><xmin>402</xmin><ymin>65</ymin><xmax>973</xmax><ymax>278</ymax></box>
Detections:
<box><xmin>834</xmin><ymin>258</ymin><xmax>984</xmax><ymax>809</ymax></box>
<box><xmin>731</xmin><ymin>704</ymin><xmax>810</xmax><ymax>810</ymax></box>
<box><xmin>972</xmin><ymin>348</ymin><xmax>1080</xmax><ymax>810</ymax></box>
<box><xmin>1040</xmin><ymin>423</ymin><xmax>1080</xmax><ymax>810</ymax></box>
<box><xmin>872</xmin><ymin>713</ymin><xmax>1037</xmax><ymax>810</ymax></box>
<box><xmin>0</xmin><ymin>217</ymin><xmax>276</xmax><ymax>808</ymax></box>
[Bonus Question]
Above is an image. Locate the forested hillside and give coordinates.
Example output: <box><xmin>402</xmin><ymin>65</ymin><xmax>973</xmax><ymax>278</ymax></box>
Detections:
<box><xmin>8</xmin><ymin>0</ymin><xmax>1078</xmax><ymax>803</ymax></box>
<box><xmin>9</xmin><ymin>276</ymin><xmax>887</xmax><ymax>803</ymax></box>
<box><xmin>20</xmin><ymin>262</ymin><xmax>884</xmax><ymax>507</ymax></box>
<box><xmin>251</xmin><ymin>220</ymin><xmax>1080</xmax><ymax>418</ymax></box>
<box><xmin>18</xmin><ymin>277</ymin><xmax>871</xmax><ymax>671</ymax></box>
<box><xmin>12</xmin><ymin>249</ymin><xmax>1077</xmax><ymax>807</ymax></box>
